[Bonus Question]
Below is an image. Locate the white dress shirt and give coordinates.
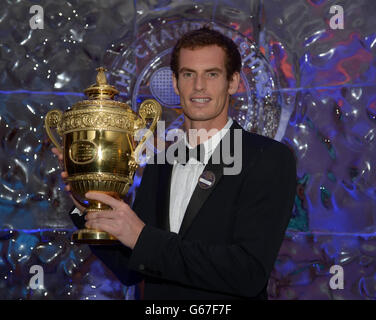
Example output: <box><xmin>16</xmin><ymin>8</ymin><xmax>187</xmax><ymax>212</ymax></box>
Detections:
<box><xmin>169</xmin><ymin>117</ymin><xmax>233</xmax><ymax>234</ymax></box>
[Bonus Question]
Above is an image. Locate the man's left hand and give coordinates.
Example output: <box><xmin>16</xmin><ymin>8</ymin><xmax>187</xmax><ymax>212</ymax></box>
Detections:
<box><xmin>84</xmin><ymin>192</ymin><xmax>145</xmax><ymax>249</ymax></box>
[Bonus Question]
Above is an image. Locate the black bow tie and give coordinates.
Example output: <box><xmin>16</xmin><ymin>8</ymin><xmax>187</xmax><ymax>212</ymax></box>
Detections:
<box><xmin>175</xmin><ymin>144</ymin><xmax>206</xmax><ymax>164</ymax></box>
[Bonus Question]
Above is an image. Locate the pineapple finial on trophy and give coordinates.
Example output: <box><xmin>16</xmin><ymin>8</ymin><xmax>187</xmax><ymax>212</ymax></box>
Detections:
<box><xmin>84</xmin><ymin>66</ymin><xmax>119</xmax><ymax>100</ymax></box>
<box><xmin>95</xmin><ymin>67</ymin><xmax>108</xmax><ymax>85</ymax></box>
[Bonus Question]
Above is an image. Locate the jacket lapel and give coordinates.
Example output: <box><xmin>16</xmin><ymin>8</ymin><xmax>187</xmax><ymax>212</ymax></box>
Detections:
<box><xmin>178</xmin><ymin>121</ymin><xmax>239</xmax><ymax>237</ymax></box>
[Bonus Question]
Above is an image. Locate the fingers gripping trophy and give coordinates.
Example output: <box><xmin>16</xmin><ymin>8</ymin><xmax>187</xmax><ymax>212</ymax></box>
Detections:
<box><xmin>45</xmin><ymin>67</ymin><xmax>162</xmax><ymax>244</ymax></box>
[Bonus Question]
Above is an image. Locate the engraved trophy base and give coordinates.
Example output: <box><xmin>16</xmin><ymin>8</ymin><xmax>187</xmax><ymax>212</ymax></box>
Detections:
<box><xmin>72</xmin><ymin>228</ymin><xmax>118</xmax><ymax>245</ymax></box>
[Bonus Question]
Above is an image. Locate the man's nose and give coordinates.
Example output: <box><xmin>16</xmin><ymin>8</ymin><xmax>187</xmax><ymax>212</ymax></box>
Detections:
<box><xmin>194</xmin><ymin>74</ymin><xmax>206</xmax><ymax>91</ymax></box>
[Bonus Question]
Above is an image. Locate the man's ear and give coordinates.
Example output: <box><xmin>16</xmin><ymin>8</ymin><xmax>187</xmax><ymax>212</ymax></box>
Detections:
<box><xmin>228</xmin><ymin>72</ymin><xmax>240</xmax><ymax>95</ymax></box>
<box><xmin>172</xmin><ymin>74</ymin><xmax>180</xmax><ymax>96</ymax></box>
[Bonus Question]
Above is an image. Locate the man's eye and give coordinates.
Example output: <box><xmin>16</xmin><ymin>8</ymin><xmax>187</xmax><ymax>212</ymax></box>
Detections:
<box><xmin>207</xmin><ymin>72</ymin><xmax>218</xmax><ymax>78</ymax></box>
<box><xmin>182</xmin><ymin>72</ymin><xmax>193</xmax><ymax>78</ymax></box>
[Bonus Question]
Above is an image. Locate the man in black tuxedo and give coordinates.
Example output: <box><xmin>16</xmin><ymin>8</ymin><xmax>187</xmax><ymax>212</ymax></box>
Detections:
<box><xmin>54</xmin><ymin>27</ymin><xmax>296</xmax><ymax>299</ymax></box>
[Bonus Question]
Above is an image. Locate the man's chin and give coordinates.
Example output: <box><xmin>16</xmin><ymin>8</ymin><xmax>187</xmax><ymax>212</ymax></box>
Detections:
<box><xmin>184</xmin><ymin>114</ymin><xmax>212</xmax><ymax>122</ymax></box>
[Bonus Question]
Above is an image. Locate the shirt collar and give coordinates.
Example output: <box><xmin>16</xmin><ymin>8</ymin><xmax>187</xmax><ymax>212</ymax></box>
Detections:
<box><xmin>183</xmin><ymin>117</ymin><xmax>233</xmax><ymax>164</ymax></box>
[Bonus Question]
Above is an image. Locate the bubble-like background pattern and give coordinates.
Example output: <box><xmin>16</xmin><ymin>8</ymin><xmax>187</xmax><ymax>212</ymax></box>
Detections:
<box><xmin>0</xmin><ymin>0</ymin><xmax>375</xmax><ymax>299</ymax></box>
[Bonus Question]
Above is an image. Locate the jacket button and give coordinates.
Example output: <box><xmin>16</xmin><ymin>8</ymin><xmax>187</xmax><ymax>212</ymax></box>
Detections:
<box><xmin>139</xmin><ymin>264</ymin><xmax>145</xmax><ymax>271</ymax></box>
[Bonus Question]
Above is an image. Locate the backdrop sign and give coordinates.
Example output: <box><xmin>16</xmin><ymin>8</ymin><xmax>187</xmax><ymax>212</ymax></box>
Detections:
<box><xmin>106</xmin><ymin>20</ymin><xmax>283</xmax><ymax>140</ymax></box>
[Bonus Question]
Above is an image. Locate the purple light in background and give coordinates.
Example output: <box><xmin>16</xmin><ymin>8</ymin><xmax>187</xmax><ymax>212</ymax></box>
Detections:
<box><xmin>0</xmin><ymin>228</ymin><xmax>75</xmax><ymax>233</ymax></box>
<box><xmin>0</xmin><ymin>90</ymin><xmax>85</xmax><ymax>97</ymax></box>
<box><xmin>0</xmin><ymin>90</ymin><xmax>129</xmax><ymax>97</ymax></box>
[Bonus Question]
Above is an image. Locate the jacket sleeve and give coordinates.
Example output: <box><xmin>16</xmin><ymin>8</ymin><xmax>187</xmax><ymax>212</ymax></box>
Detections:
<box><xmin>68</xmin><ymin>164</ymin><xmax>155</xmax><ymax>286</ymax></box>
<box><xmin>128</xmin><ymin>143</ymin><xmax>296</xmax><ymax>297</ymax></box>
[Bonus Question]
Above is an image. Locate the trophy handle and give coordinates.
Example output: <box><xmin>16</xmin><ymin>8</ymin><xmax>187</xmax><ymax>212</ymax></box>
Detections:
<box><xmin>45</xmin><ymin>109</ymin><xmax>63</xmax><ymax>152</ymax></box>
<box><xmin>132</xmin><ymin>99</ymin><xmax>162</xmax><ymax>165</ymax></box>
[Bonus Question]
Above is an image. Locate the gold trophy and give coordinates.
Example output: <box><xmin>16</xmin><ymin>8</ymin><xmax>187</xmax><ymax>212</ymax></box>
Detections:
<box><xmin>45</xmin><ymin>67</ymin><xmax>161</xmax><ymax>244</ymax></box>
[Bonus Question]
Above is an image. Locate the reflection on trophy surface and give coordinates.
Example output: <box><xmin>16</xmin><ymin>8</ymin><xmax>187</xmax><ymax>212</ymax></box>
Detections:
<box><xmin>45</xmin><ymin>67</ymin><xmax>162</xmax><ymax>244</ymax></box>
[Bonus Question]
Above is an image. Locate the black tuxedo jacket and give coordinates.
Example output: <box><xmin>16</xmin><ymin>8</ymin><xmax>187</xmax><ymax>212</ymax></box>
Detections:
<box><xmin>71</xmin><ymin>121</ymin><xmax>296</xmax><ymax>300</ymax></box>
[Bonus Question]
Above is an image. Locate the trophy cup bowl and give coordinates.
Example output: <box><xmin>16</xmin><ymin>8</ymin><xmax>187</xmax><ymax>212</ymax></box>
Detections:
<box><xmin>45</xmin><ymin>67</ymin><xmax>161</xmax><ymax>244</ymax></box>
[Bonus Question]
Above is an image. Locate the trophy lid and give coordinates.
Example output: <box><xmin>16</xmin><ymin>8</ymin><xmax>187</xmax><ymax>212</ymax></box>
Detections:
<box><xmin>84</xmin><ymin>67</ymin><xmax>119</xmax><ymax>100</ymax></box>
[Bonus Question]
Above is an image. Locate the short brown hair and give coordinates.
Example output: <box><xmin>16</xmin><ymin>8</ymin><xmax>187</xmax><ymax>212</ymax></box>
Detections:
<box><xmin>170</xmin><ymin>27</ymin><xmax>242</xmax><ymax>81</ymax></box>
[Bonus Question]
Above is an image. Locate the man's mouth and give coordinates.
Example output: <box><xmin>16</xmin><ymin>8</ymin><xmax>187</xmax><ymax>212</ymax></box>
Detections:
<box><xmin>191</xmin><ymin>98</ymin><xmax>211</xmax><ymax>103</ymax></box>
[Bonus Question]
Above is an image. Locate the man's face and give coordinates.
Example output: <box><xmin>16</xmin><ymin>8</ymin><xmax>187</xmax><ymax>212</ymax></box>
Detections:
<box><xmin>172</xmin><ymin>45</ymin><xmax>240</xmax><ymax>126</ymax></box>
